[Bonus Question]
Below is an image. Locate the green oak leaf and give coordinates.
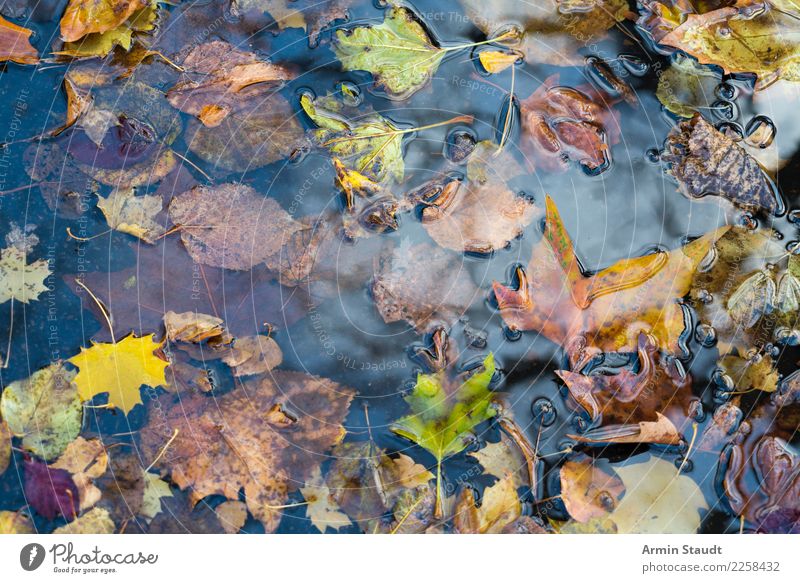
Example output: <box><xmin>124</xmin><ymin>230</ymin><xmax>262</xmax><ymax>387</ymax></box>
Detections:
<box><xmin>333</xmin><ymin>6</ymin><xmax>445</xmax><ymax>100</ymax></box>
<box><xmin>391</xmin><ymin>353</ymin><xmax>497</xmax><ymax>514</ymax></box>
<box><xmin>300</xmin><ymin>92</ymin><xmax>404</xmax><ymax>182</ymax></box>
<box><xmin>0</xmin><ymin>362</ymin><xmax>83</xmax><ymax>461</ymax></box>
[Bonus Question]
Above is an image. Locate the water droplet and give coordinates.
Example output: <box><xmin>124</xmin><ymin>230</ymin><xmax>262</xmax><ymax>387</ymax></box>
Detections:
<box><xmin>695</xmin><ymin>323</ymin><xmax>717</xmax><ymax>347</ymax></box>
<box><xmin>716</xmin><ymin>26</ymin><xmax>732</xmax><ymax>39</ymax></box>
<box><xmin>745</xmin><ymin>115</ymin><xmax>776</xmax><ymax>149</ymax></box>
<box><xmin>788</xmin><ymin>210</ymin><xmax>800</xmax><ymax>224</ymax></box>
<box><xmin>713</xmin><ymin>370</ymin><xmax>735</xmax><ymax>392</ymax></box>
<box><xmin>715</xmin><ymin>83</ymin><xmax>737</xmax><ymax>100</ymax></box>
<box><xmin>697</xmin><ymin>290</ymin><xmax>713</xmax><ymax>304</ymax></box>
<box><xmin>572</xmin><ymin>416</ymin><xmax>589</xmax><ymax>432</ymax></box>
<box><xmin>714</xmin><ymin>389</ymin><xmax>733</xmax><ymax>403</ymax></box>
<box><xmin>597</xmin><ymin>491</ymin><xmax>615</xmax><ymax>511</ymax></box>
<box><xmin>531</xmin><ymin>398</ymin><xmax>557</xmax><ymax>427</ymax></box>
<box><xmin>619</xmin><ymin>54</ymin><xmax>649</xmax><ymax>76</ymax></box>
<box><xmin>444</xmin><ymin>128</ymin><xmax>477</xmax><ymax>164</ymax></box>
<box><xmin>712</xmin><ymin>100</ymin><xmax>738</xmax><ymax>121</ymax></box>
<box><xmin>688</xmin><ymin>400</ymin><xmax>705</xmax><ymax>422</ymax></box>
<box><xmin>675</xmin><ymin>458</ymin><xmax>694</xmax><ymax>473</ymax></box>
<box><xmin>645</xmin><ymin>148</ymin><xmax>661</xmax><ymax>163</ymax></box>
<box><xmin>738</xmin><ymin>211</ymin><xmax>758</xmax><ymax>230</ymax></box>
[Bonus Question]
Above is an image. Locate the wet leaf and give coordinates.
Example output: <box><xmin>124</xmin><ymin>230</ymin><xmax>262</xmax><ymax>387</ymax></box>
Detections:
<box><xmin>658</xmin><ymin>0</ymin><xmax>800</xmax><ymax>90</ymax></box>
<box><xmin>301</xmin><ymin>92</ymin><xmax>404</xmax><ymax>182</ymax></box>
<box><xmin>469</xmin><ymin>435</ymin><xmax>529</xmax><ymax>487</ymax></box>
<box><xmin>559</xmin><ymin>454</ymin><xmax>624</xmax><ymax>523</ymax></box>
<box><xmin>656</xmin><ymin>56</ymin><xmax>721</xmax><ymax>118</ymax></box>
<box><xmin>230</xmin><ymin>0</ymin><xmax>350</xmax><ymax>44</ymax></box>
<box><xmin>68</xmin><ymin>333</ymin><xmax>169</xmax><ymax>415</ymax></box>
<box><xmin>0</xmin><ymin>15</ymin><xmax>38</xmax><ymax>64</ymax></box>
<box><xmin>493</xmin><ymin>196</ymin><xmax>728</xmax><ymax>362</ymax></box>
<box><xmin>141</xmin><ymin>472</ymin><xmax>173</xmax><ymax>522</ymax></box>
<box><xmin>300</xmin><ymin>467</ymin><xmax>352</xmax><ymax>533</ymax></box>
<box><xmin>168</xmin><ymin>183</ymin><xmax>303</xmax><ymax>271</ymax></box>
<box><xmin>97</xmin><ymin>187</ymin><xmax>165</xmax><ymax>244</ymax></box>
<box><xmin>520</xmin><ymin>75</ymin><xmax>619</xmax><ymax>172</ymax></box>
<box><xmin>718</xmin><ymin>353</ymin><xmax>779</xmax><ymax>393</ymax></box>
<box><xmin>332</xmin><ymin>159</ymin><xmax>405</xmax><ymax>239</ymax></box>
<box><xmin>140</xmin><ymin>370</ymin><xmax>354</xmax><ymax>532</ymax></box>
<box><xmin>570</xmin><ymin>412</ymin><xmax>683</xmax><ymax>446</ymax></box>
<box><xmin>0</xmin><ymin>362</ymin><xmax>82</xmax><ymax>461</ymax></box>
<box><xmin>391</xmin><ymin>353</ymin><xmax>496</xmax><ymax>515</ymax></box>
<box><xmin>462</xmin><ymin>0</ymin><xmax>630</xmax><ymax>66</ymax></box>
<box><xmin>413</xmin><ymin>143</ymin><xmax>537</xmax><ymax>254</ymax></box>
<box><xmin>663</xmin><ymin>114</ymin><xmax>779</xmax><ymax>213</ymax></box>
<box><xmin>23</xmin><ymin>455</ymin><xmax>80</xmax><ymax>521</ymax></box>
<box><xmin>0</xmin><ymin>510</ymin><xmax>34</xmax><ymax>534</ymax></box>
<box><xmin>332</xmin><ymin>6</ymin><xmax>444</xmax><ymax>100</ymax></box>
<box><xmin>371</xmin><ymin>241</ymin><xmax>478</xmax><ymax>332</ymax></box>
<box><xmin>164</xmin><ymin>311</ymin><xmax>226</xmax><ymax>344</ymax></box>
<box><xmin>219</xmin><ymin>335</ymin><xmax>283</xmax><ymax>377</ymax></box>
<box><xmin>0</xmin><ymin>245</ymin><xmax>50</xmax><ymax>305</ymax></box>
<box><xmin>54</xmin><ymin>507</ymin><xmax>115</xmax><ymax>534</ymax></box>
<box><xmin>50</xmin><ymin>437</ymin><xmax>108</xmax><ymax>511</ymax></box>
<box><xmin>452</xmin><ymin>474</ymin><xmax>521</xmax><ymax>534</ymax></box>
<box><xmin>59</xmin><ymin>0</ymin><xmax>159</xmax><ymax>57</ymax></box>
<box><xmin>478</xmin><ymin>50</ymin><xmax>519</xmax><ymax>74</ymax></box>
<box><xmin>0</xmin><ymin>418</ymin><xmax>9</xmax><ymax>475</ymax></box>
<box><xmin>215</xmin><ymin>500</ymin><xmax>248</xmax><ymax>534</ymax></box>
<box><xmin>167</xmin><ymin>40</ymin><xmax>294</xmax><ymax>127</ymax></box>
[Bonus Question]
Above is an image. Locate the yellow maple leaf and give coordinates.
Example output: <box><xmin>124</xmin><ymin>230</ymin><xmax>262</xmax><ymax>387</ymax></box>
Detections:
<box><xmin>68</xmin><ymin>334</ymin><xmax>169</xmax><ymax>414</ymax></box>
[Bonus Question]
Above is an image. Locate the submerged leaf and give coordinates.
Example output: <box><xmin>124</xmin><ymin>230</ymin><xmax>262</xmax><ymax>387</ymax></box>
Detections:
<box><xmin>300</xmin><ymin>467</ymin><xmax>352</xmax><ymax>533</ymax></box>
<box><xmin>656</xmin><ymin>56</ymin><xmax>721</xmax><ymax>118</ymax></box>
<box><xmin>53</xmin><ymin>507</ymin><xmax>115</xmax><ymax>534</ymax></box>
<box><xmin>559</xmin><ymin>454</ymin><xmax>624</xmax><ymax>523</ymax></box>
<box><xmin>59</xmin><ymin>1</ymin><xmax>159</xmax><ymax>57</ymax></box>
<box><xmin>0</xmin><ymin>15</ymin><xmax>38</xmax><ymax>64</ymax></box>
<box><xmin>97</xmin><ymin>187</ymin><xmax>165</xmax><ymax>244</ymax></box>
<box><xmin>0</xmin><ymin>246</ymin><xmax>50</xmax><ymax>305</ymax></box>
<box><xmin>452</xmin><ymin>474</ymin><xmax>521</xmax><ymax>534</ymax></box>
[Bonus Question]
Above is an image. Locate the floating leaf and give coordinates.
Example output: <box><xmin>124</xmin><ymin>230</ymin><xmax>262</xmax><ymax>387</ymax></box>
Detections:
<box><xmin>0</xmin><ymin>510</ymin><xmax>34</xmax><ymax>534</ymax></box>
<box><xmin>719</xmin><ymin>353</ymin><xmax>779</xmax><ymax>394</ymax></box>
<box><xmin>0</xmin><ymin>362</ymin><xmax>82</xmax><ymax>461</ymax></box>
<box><xmin>452</xmin><ymin>474</ymin><xmax>521</xmax><ymax>534</ymax></box>
<box><xmin>141</xmin><ymin>472</ymin><xmax>172</xmax><ymax>522</ymax></box>
<box><xmin>559</xmin><ymin>454</ymin><xmax>624</xmax><ymax>523</ymax></box>
<box><xmin>97</xmin><ymin>187</ymin><xmax>165</xmax><ymax>244</ymax></box>
<box><xmin>53</xmin><ymin>507</ymin><xmax>115</xmax><ymax>534</ymax></box>
<box><xmin>23</xmin><ymin>456</ymin><xmax>80</xmax><ymax>521</ymax></box>
<box><xmin>478</xmin><ymin>50</ymin><xmax>519</xmax><ymax>74</ymax></box>
<box><xmin>0</xmin><ymin>418</ymin><xmax>9</xmax><ymax>476</ymax></box>
<box><xmin>333</xmin><ymin>6</ymin><xmax>445</xmax><ymax>99</ymax></box>
<box><xmin>301</xmin><ymin>92</ymin><xmax>404</xmax><ymax>182</ymax></box>
<box><xmin>0</xmin><ymin>246</ymin><xmax>50</xmax><ymax>305</ymax></box>
<box><xmin>68</xmin><ymin>333</ymin><xmax>169</xmax><ymax>415</ymax></box>
<box><xmin>59</xmin><ymin>1</ymin><xmax>159</xmax><ymax>57</ymax></box>
<box><xmin>391</xmin><ymin>353</ymin><xmax>497</xmax><ymax>516</ymax></box>
<box><xmin>230</xmin><ymin>0</ymin><xmax>350</xmax><ymax>44</ymax></box>
<box><xmin>300</xmin><ymin>467</ymin><xmax>352</xmax><ymax>533</ymax></box>
<box><xmin>50</xmin><ymin>437</ymin><xmax>108</xmax><ymax>512</ymax></box>
<box><xmin>663</xmin><ymin>114</ymin><xmax>779</xmax><ymax>213</ymax></box>
<box><xmin>656</xmin><ymin>55</ymin><xmax>721</xmax><ymax>118</ymax></box>
<box><xmin>214</xmin><ymin>500</ymin><xmax>248</xmax><ymax>534</ymax></box>
<box><xmin>0</xmin><ymin>15</ymin><xmax>38</xmax><ymax>64</ymax></box>
<box><xmin>493</xmin><ymin>196</ymin><xmax>728</xmax><ymax>362</ymax></box>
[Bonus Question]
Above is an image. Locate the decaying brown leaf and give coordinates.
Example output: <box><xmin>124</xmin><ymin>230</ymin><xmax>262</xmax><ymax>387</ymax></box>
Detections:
<box><xmin>663</xmin><ymin>114</ymin><xmax>779</xmax><ymax>213</ymax></box>
<box><xmin>0</xmin><ymin>15</ymin><xmax>38</xmax><ymax>64</ymax></box>
<box><xmin>452</xmin><ymin>474</ymin><xmax>521</xmax><ymax>534</ymax></box>
<box><xmin>50</xmin><ymin>437</ymin><xmax>109</xmax><ymax>512</ymax></box>
<box><xmin>140</xmin><ymin>370</ymin><xmax>354</xmax><ymax>532</ymax></box>
<box><xmin>559</xmin><ymin>454</ymin><xmax>625</xmax><ymax>523</ymax></box>
<box><xmin>167</xmin><ymin>40</ymin><xmax>294</xmax><ymax>127</ymax></box>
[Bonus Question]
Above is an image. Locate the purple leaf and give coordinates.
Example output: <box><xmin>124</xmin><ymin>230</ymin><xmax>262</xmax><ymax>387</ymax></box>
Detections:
<box><xmin>23</xmin><ymin>456</ymin><xmax>79</xmax><ymax>521</ymax></box>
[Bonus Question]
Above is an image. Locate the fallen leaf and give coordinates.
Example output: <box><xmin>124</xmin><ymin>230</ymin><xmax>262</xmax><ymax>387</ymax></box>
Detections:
<box><xmin>462</xmin><ymin>0</ymin><xmax>630</xmax><ymax>66</ymax></box>
<box><xmin>333</xmin><ymin>160</ymin><xmax>404</xmax><ymax>239</ymax></box>
<box><xmin>164</xmin><ymin>311</ymin><xmax>226</xmax><ymax>344</ymax></box>
<box><xmin>215</xmin><ymin>500</ymin><xmax>248</xmax><ymax>534</ymax></box>
<box><xmin>53</xmin><ymin>507</ymin><xmax>115</xmax><ymax>534</ymax></box>
<box><xmin>50</xmin><ymin>437</ymin><xmax>108</xmax><ymax>511</ymax></box>
<box><xmin>391</xmin><ymin>353</ymin><xmax>497</xmax><ymax>516</ymax></box>
<box><xmin>493</xmin><ymin>196</ymin><xmax>728</xmax><ymax>363</ymax></box>
<box><xmin>167</xmin><ymin>40</ymin><xmax>294</xmax><ymax>127</ymax></box>
<box><xmin>300</xmin><ymin>467</ymin><xmax>352</xmax><ymax>533</ymax></box>
<box><xmin>0</xmin><ymin>245</ymin><xmax>50</xmax><ymax>305</ymax></box>
<box><xmin>333</xmin><ymin>6</ymin><xmax>444</xmax><ymax>100</ymax></box>
<box><xmin>0</xmin><ymin>418</ymin><xmax>9</xmax><ymax>475</ymax></box>
<box><xmin>168</xmin><ymin>183</ymin><xmax>303</xmax><ymax>271</ymax></box>
<box><xmin>559</xmin><ymin>454</ymin><xmax>624</xmax><ymax>523</ymax></box>
<box><xmin>411</xmin><ymin>142</ymin><xmax>537</xmax><ymax>254</ymax></box>
<box><xmin>59</xmin><ymin>0</ymin><xmax>159</xmax><ymax>57</ymax></box>
<box><xmin>718</xmin><ymin>353</ymin><xmax>779</xmax><ymax>393</ymax></box>
<box><xmin>0</xmin><ymin>362</ymin><xmax>82</xmax><ymax>461</ymax></box>
<box><xmin>469</xmin><ymin>435</ymin><xmax>529</xmax><ymax>487</ymax></box>
<box><xmin>663</xmin><ymin>114</ymin><xmax>779</xmax><ymax>213</ymax></box>
<box><xmin>140</xmin><ymin>370</ymin><xmax>354</xmax><ymax>532</ymax></box>
<box><xmin>68</xmin><ymin>333</ymin><xmax>170</xmax><ymax>415</ymax></box>
<box><xmin>301</xmin><ymin>92</ymin><xmax>404</xmax><ymax>182</ymax></box>
<box><xmin>520</xmin><ymin>75</ymin><xmax>619</xmax><ymax>173</ymax></box>
<box><xmin>452</xmin><ymin>474</ymin><xmax>521</xmax><ymax>534</ymax></box>
<box><xmin>656</xmin><ymin>55</ymin><xmax>721</xmax><ymax>118</ymax></box>
<box><xmin>658</xmin><ymin>0</ymin><xmax>800</xmax><ymax>90</ymax></box>
<box><xmin>569</xmin><ymin>412</ymin><xmax>683</xmax><ymax>446</ymax></box>
<box><xmin>230</xmin><ymin>0</ymin><xmax>350</xmax><ymax>44</ymax></box>
<box><xmin>141</xmin><ymin>472</ymin><xmax>172</xmax><ymax>522</ymax></box>
<box><xmin>478</xmin><ymin>50</ymin><xmax>520</xmax><ymax>74</ymax></box>
<box><xmin>0</xmin><ymin>510</ymin><xmax>34</xmax><ymax>534</ymax></box>
<box><xmin>220</xmin><ymin>335</ymin><xmax>283</xmax><ymax>377</ymax></box>
<box><xmin>0</xmin><ymin>15</ymin><xmax>38</xmax><ymax>64</ymax></box>
<box><xmin>97</xmin><ymin>187</ymin><xmax>165</xmax><ymax>244</ymax></box>
<box><xmin>371</xmin><ymin>241</ymin><xmax>478</xmax><ymax>332</ymax></box>
<box><xmin>23</xmin><ymin>456</ymin><xmax>80</xmax><ymax>521</ymax></box>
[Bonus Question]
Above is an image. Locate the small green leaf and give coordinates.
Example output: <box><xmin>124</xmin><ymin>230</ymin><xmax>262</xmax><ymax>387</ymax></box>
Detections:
<box><xmin>301</xmin><ymin>92</ymin><xmax>404</xmax><ymax>182</ymax></box>
<box><xmin>333</xmin><ymin>6</ymin><xmax>444</xmax><ymax>100</ymax></box>
<box><xmin>656</xmin><ymin>56</ymin><xmax>721</xmax><ymax>118</ymax></box>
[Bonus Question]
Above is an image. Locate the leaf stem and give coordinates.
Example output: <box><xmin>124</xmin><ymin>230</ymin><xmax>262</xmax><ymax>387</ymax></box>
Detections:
<box><xmin>433</xmin><ymin>457</ymin><xmax>443</xmax><ymax>519</ymax></box>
